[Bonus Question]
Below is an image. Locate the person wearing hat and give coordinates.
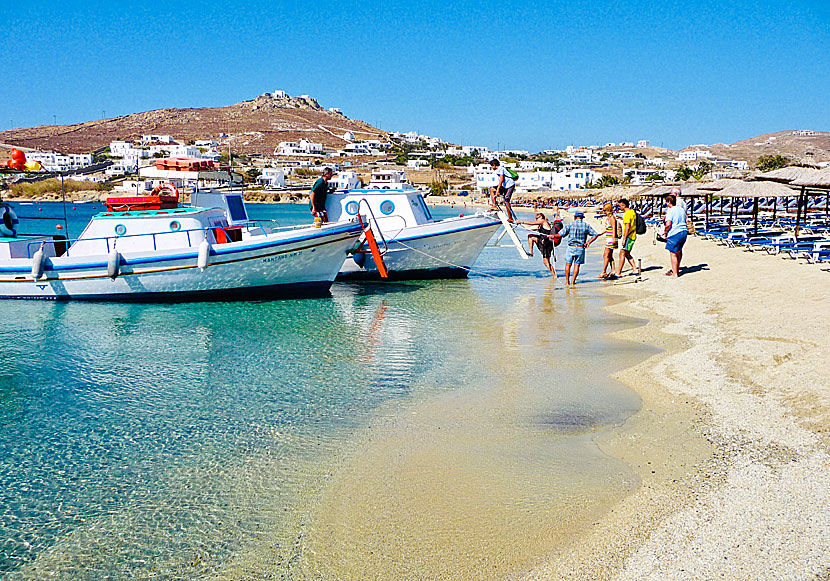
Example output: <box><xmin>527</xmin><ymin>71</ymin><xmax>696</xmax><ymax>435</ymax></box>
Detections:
<box><xmin>558</xmin><ymin>210</ymin><xmax>600</xmax><ymax>285</ymax></box>
<box><xmin>310</xmin><ymin>167</ymin><xmax>334</xmax><ymax>223</ymax></box>
<box><xmin>662</xmin><ymin>189</ymin><xmax>688</xmax><ymax>278</ymax></box>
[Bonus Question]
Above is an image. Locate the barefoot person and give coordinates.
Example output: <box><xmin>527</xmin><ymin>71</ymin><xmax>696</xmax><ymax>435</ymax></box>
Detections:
<box><xmin>310</xmin><ymin>167</ymin><xmax>334</xmax><ymax>223</ymax></box>
<box><xmin>516</xmin><ymin>213</ymin><xmax>556</xmax><ymax>277</ymax></box>
<box><xmin>663</xmin><ymin>190</ymin><xmax>688</xmax><ymax>278</ymax></box>
<box><xmin>614</xmin><ymin>198</ymin><xmax>640</xmax><ymax>277</ymax></box>
<box><xmin>560</xmin><ymin>210</ymin><xmax>600</xmax><ymax>286</ymax></box>
<box><xmin>488</xmin><ymin>159</ymin><xmax>516</xmax><ymax>222</ymax></box>
<box><xmin>599</xmin><ymin>202</ymin><xmax>618</xmax><ymax>279</ymax></box>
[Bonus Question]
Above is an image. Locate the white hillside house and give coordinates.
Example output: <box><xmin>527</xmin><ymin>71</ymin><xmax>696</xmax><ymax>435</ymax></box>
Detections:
<box><xmin>275</xmin><ymin>139</ymin><xmax>324</xmax><ymax>156</ymax></box>
<box><xmin>257</xmin><ymin>168</ymin><xmax>286</xmax><ymax>188</ymax></box>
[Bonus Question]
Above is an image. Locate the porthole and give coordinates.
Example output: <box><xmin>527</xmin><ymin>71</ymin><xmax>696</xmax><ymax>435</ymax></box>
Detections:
<box><xmin>114</xmin><ymin>224</ymin><xmax>127</xmax><ymax>236</ymax></box>
<box><xmin>345</xmin><ymin>200</ymin><xmax>359</xmax><ymax>215</ymax></box>
<box><xmin>170</xmin><ymin>220</ymin><xmax>182</xmax><ymax>232</ymax></box>
<box><xmin>380</xmin><ymin>200</ymin><xmax>395</xmax><ymax>215</ymax></box>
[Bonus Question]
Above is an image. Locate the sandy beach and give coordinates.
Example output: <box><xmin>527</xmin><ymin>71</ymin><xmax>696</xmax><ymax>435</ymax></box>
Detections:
<box><xmin>528</xmin><ymin>221</ymin><xmax>830</xmax><ymax>579</ymax></box>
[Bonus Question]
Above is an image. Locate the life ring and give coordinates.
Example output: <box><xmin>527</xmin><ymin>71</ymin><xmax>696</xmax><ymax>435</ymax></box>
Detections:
<box><xmin>152</xmin><ymin>182</ymin><xmax>179</xmax><ymax>198</ymax></box>
<box><xmin>0</xmin><ymin>204</ymin><xmax>19</xmax><ymax>237</ymax></box>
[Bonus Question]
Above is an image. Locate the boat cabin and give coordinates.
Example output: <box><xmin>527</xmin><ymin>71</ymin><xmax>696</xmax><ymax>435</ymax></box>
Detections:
<box><xmin>65</xmin><ymin>207</ymin><xmax>232</xmax><ymax>257</ymax></box>
<box><xmin>325</xmin><ymin>190</ymin><xmax>434</xmax><ymax>230</ymax></box>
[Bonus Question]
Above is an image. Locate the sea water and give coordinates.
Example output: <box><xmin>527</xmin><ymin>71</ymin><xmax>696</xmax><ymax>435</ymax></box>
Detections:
<box><xmin>0</xmin><ymin>202</ymin><xmax>650</xmax><ymax>579</ymax></box>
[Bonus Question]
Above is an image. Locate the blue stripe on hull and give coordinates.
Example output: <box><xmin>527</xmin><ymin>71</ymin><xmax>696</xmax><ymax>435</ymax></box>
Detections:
<box><xmin>0</xmin><ymin>281</ymin><xmax>333</xmax><ymax>303</ymax></box>
<box><xmin>336</xmin><ymin>266</ymin><xmax>469</xmax><ymax>281</ymax></box>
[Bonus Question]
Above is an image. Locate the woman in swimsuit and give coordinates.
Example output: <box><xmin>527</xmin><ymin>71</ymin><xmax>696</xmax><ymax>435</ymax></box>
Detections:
<box><xmin>599</xmin><ymin>202</ymin><xmax>619</xmax><ymax>279</ymax></box>
<box><xmin>516</xmin><ymin>213</ymin><xmax>556</xmax><ymax>277</ymax></box>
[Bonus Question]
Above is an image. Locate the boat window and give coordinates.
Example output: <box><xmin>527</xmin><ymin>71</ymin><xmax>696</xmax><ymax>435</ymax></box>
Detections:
<box><xmin>380</xmin><ymin>200</ymin><xmax>395</xmax><ymax>215</ymax></box>
<box><xmin>114</xmin><ymin>224</ymin><xmax>127</xmax><ymax>236</ymax></box>
<box><xmin>417</xmin><ymin>195</ymin><xmax>433</xmax><ymax>220</ymax></box>
<box><xmin>226</xmin><ymin>195</ymin><xmax>248</xmax><ymax>222</ymax></box>
<box><xmin>345</xmin><ymin>200</ymin><xmax>359</xmax><ymax>215</ymax></box>
<box><xmin>170</xmin><ymin>220</ymin><xmax>181</xmax><ymax>232</ymax></box>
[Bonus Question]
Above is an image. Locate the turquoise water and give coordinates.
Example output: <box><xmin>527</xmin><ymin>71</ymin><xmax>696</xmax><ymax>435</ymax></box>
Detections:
<box><xmin>1</xmin><ymin>202</ymin><xmax>647</xmax><ymax>578</ymax></box>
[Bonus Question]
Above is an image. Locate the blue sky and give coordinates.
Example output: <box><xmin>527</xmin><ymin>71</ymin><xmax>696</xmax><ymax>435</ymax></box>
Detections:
<box><xmin>1</xmin><ymin>0</ymin><xmax>827</xmax><ymax>151</ymax></box>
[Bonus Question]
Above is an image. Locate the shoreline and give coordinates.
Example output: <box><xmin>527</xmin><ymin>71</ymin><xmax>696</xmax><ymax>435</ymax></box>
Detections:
<box><xmin>530</xmin><ymin>228</ymin><xmax>830</xmax><ymax>578</ymax></box>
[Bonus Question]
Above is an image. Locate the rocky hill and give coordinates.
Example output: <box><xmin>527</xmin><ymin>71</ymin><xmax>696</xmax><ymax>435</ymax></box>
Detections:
<box><xmin>0</xmin><ymin>93</ymin><xmax>387</xmax><ymax>155</ymax></box>
<box><xmin>680</xmin><ymin>130</ymin><xmax>830</xmax><ymax>165</ymax></box>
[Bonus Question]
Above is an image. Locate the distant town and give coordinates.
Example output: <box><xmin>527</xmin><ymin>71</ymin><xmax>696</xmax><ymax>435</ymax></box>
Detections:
<box><xmin>1</xmin><ymin>91</ymin><xmax>828</xmax><ymax>199</ymax></box>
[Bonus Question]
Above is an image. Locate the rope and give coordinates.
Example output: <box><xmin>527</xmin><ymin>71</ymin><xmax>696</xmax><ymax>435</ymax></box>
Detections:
<box><xmin>388</xmin><ymin>238</ymin><xmax>498</xmax><ymax>278</ymax></box>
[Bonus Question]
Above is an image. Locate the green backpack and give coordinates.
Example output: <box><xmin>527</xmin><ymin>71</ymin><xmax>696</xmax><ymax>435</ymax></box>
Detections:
<box><xmin>504</xmin><ymin>167</ymin><xmax>519</xmax><ymax>180</ymax></box>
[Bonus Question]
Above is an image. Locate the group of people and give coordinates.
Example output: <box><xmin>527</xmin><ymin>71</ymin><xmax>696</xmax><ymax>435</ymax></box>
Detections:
<box><xmin>512</xmin><ymin>191</ymin><xmax>689</xmax><ymax>285</ymax></box>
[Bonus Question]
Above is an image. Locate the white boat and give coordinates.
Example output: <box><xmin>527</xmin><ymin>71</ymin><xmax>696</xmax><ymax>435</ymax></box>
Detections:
<box><xmin>325</xmin><ymin>188</ymin><xmax>502</xmax><ymax>280</ymax></box>
<box><xmin>0</xmin><ymin>194</ymin><xmax>362</xmax><ymax>301</ymax></box>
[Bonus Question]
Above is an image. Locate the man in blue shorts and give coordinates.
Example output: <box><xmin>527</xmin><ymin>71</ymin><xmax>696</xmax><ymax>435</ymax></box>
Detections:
<box><xmin>662</xmin><ymin>190</ymin><xmax>688</xmax><ymax>278</ymax></box>
<box><xmin>558</xmin><ymin>210</ymin><xmax>601</xmax><ymax>286</ymax></box>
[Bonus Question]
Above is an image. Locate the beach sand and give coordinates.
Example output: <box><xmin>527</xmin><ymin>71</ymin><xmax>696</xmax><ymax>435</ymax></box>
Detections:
<box><xmin>528</xmin><ymin>223</ymin><xmax>830</xmax><ymax>579</ymax></box>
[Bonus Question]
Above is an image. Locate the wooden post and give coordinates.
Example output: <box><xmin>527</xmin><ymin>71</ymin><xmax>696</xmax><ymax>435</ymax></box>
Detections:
<box><xmin>705</xmin><ymin>193</ymin><xmax>710</xmax><ymax>230</ymax></box>
<box><xmin>794</xmin><ymin>186</ymin><xmax>804</xmax><ymax>238</ymax></box>
<box><xmin>752</xmin><ymin>197</ymin><xmax>759</xmax><ymax>235</ymax></box>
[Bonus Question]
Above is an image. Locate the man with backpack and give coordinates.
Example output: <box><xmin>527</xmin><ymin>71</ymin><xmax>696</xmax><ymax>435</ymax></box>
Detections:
<box><xmin>615</xmin><ymin>198</ymin><xmax>643</xmax><ymax>277</ymax></box>
<box><xmin>488</xmin><ymin>159</ymin><xmax>516</xmax><ymax>222</ymax></box>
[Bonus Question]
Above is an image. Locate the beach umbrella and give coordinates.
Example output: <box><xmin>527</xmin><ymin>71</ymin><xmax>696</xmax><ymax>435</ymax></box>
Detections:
<box><xmin>717</xmin><ymin>180</ymin><xmax>797</xmax><ymax>235</ymax></box>
<box><xmin>791</xmin><ymin>167</ymin><xmax>830</xmax><ymax>229</ymax></box>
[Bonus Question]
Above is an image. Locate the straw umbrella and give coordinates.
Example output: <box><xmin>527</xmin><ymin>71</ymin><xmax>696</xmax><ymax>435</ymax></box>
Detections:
<box><xmin>791</xmin><ymin>167</ymin><xmax>830</xmax><ymax>231</ymax></box>
<box><xmin>717</xmin><ymin>180</ymin><xmax>797</xmax><ymax>235</ymax></box>
<box><xmin>753</xmin><ymin>167</ymin><xmax>822</xmax><ymax>220</ymax></box>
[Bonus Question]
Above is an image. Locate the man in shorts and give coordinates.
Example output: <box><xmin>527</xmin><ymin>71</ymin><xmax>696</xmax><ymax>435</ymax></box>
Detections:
<box><xmin>663</xmin><ymin>189</ymin><xmax>688</xmax><ymax>278</ymax></box>
<box><xmin>559</xmin><ymin>210</ymin><xmax>600</xmax><ymax>286</ymax></box>
<box><xmin>615</xmin><ymin>198</ymin><xmax>640</xmax><ymax>277</ymax></box>
<box><xmin>488</xmin><ymin>159</ymin><xmax>516</xmax><ymax>222</ymax></box>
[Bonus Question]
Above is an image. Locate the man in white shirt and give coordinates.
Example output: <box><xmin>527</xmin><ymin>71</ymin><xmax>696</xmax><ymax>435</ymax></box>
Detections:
<box><xmin>662</xmin><ymin>189</ymin><xmax>688</xmax><ymax>278</ymax></box>
<box><xmin>488</xmin><ymin>159</ymin><xmax>516</xmax><ymax>222</ymax></box>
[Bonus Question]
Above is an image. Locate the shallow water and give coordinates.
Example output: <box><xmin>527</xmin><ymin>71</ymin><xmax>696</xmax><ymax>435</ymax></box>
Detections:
<box><xmin>0</xmin><ymin>202</ymin><xmax>651</xmax><ymax>578</ymax></box>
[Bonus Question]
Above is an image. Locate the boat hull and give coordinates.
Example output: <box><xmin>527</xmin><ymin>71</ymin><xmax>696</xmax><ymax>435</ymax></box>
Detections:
<box><xmin>337</xmin><ymin>215</ymin><xmax>501</xmax><ymax>281</ymax></box>
<box><xmin>0</xmin><ymin>223</ymin><xmax>361</xmax><ymax>301</ymax></box>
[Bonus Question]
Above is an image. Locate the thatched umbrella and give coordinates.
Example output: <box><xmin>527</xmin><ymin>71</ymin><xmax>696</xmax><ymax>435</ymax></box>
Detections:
<box><xmin>752</xmin><ymin>166</ymin><xmax>822</xmax><ymax>184</ymax></box>
<box><xmin>593</xmin><ymin>185</ymin><xmax>651</xmax><ymax>201</ymax></box>
<box><xmin>790</xmin><ymin>167</ymin><xmax>830</xmax><ymax>229</ymax></box>
<box><xmin>718</xmin><ymin>180</ymin><xmax>797</xmax><ymax>235</ymax></box>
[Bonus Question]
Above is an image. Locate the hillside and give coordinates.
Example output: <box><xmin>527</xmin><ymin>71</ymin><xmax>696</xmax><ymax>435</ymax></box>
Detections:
<box><xmin>680</xmin><ymin>130</ymin><xmax>830</xmax><ymax>165</ymax></box>
<box><xmin>0</xmin><ymin>93</ymin><xmax>387</xmax><ymax>155</ymax></box>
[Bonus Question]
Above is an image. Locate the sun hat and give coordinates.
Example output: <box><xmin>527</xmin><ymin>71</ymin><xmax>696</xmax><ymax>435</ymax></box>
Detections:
<box><xmin>670</xmin><ymin>186</ymin><xmax>681</xmax><ymax>195</ymax></box>
<box><xmin>574</xmin><ymin>210</ymin><xmax>585</xmax><ymax>218</ymax></box>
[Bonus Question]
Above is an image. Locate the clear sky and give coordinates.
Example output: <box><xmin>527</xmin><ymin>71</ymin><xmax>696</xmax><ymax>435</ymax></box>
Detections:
<box><xmin>1</xmin><ymin>0</ymin><xmax>828</xmax><ymax>151</ymax></box>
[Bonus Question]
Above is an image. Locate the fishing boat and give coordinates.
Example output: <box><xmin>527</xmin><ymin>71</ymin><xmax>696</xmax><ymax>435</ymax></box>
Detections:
<box><xmin>325</xmin><ymin>188</ymin><xmax>506</xmax><ymax>280</ymax></box>
<box><xmin>0</xmin><ymin>193</ymin><xmax>363</xmax><ymax>301</ymax></box>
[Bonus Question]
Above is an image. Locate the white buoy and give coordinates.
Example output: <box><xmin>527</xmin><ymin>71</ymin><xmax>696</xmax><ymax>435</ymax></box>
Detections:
<box><xmin>31</xmin><ymin>243</ymin><xmax>46</xmax><ymax>280</ymax></box>
<box><xmin>107</xmin><ymin>247</ymin><xmax>121</xmax><ymax>280</ymax></box>
<box><xmin>198</xmin><ymin>239</ymin><xmax>211</xmax><ymax>271</ymax></box>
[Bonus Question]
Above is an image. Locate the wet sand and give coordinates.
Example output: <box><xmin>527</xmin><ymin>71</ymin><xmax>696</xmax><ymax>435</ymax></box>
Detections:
<box><xmin>288</xmin><ymin>274</ymin><xmax>690</xmax><ymax>579</ymax></box>
<box><xmin>529</xmin><ymin>225</ymin><xmax>830</xmax><ymax>579</ymax></box>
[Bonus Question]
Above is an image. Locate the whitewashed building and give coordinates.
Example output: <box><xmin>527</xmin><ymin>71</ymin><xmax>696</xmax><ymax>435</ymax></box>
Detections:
<box><xmin>636</xmin><ymin>140</ymin><xmax>650</xmax><ymax>148</ymax></box>
<box><xmin>333</xmin><ymin>171</ymin><xmax>361</xmax><ymax>190</ymax></box>
<box><xmin>141</xmin><ymin>134</ymin><xmax>174</xmax><ymax>144</ymax></box>
<box><xmin>275</xmin><ymin>139</ymin><xmax>324</xmax><ymax>156</ymax></box>
<box><xmin>257</xmin><ymin>168</ymin><xmax>286</xmax><ymax>188</ymax></box>
<box><xmin>148</xmin><ymin>144</ymin><xmax>202</xmax><ymax>158</ymax></box>
<box><xmin>23</xmin><ymin>152</ymin><xmax>94</xmax><ymax>172</ymax></box>
<box><xmin>474</xmin><ymin>168</ymin><xmax>599</xmax><ymax>193</ymax></box>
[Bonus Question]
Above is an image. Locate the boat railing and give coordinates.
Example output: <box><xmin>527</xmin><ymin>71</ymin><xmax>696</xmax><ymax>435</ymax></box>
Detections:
<box><xmin>24</xmin><ymin>226</ymin><xmax>216</xmax><ymax>259</ymax></box>
<box><xmin>24</xmin><ymin>220</ymin><xmax>357</xmax><ymax>259</ymax></box>
<box><xmin>356</xmin><ymin>199</ymin><xmax>389</xmax><ymax>255</ymax></box>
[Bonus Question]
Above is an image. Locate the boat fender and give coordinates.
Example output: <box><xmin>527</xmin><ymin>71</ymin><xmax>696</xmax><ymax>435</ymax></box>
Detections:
<box><xmin>352</xmin><ymin>251</ymin><xmax>366</xmax><ymax>268</ymax></box>
<box><xmin>198</xmin><ymin>239</ymin><xmax>211</xmax><ymax>271</ymax></box>
<box><xmin>31</xmin><ymin>243</ymin><xmax>46</xmax><ymax>280</ymax></box>
<box><xmin>107</xmin><ymin>247</ymin><xmax>121</xmax><ymax>280</ymax></box>
<box><xmin>0</xmin><ymin>205</ymin><xmax>19</xmax><ymax>237</ymax></box>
